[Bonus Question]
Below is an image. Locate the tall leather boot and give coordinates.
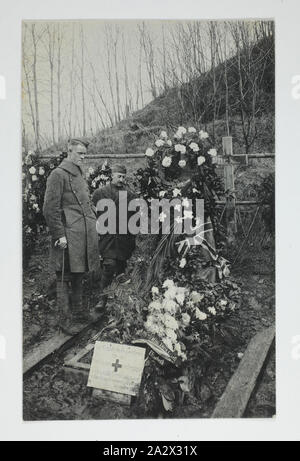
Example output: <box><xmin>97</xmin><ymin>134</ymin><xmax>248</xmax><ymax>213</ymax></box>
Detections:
<box><xmin>71</xmin><ymin>273</ymin><xmax>89</xmax><ymax>323</ymax></box>
<box><xmin>57</xmin><ymin>279</ymin><xmax>81</xmax><ymax>335</ymax></box>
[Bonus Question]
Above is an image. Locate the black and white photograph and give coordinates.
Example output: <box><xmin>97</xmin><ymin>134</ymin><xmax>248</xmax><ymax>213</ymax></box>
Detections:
<box><xmin>21</xmin><ymin>18</ymin><xmax>276</xmax><ymax>421</ymax></box>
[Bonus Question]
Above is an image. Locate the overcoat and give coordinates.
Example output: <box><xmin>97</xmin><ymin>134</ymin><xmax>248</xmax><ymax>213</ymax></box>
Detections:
<box><xmin>43</xmin><ymin>159</ymin><xmax>99</xmax><ymax>273</ymax></box>
<box><xmin>92</xmin><ymin>183</ymin><xmax>136</xmax><ymax>261</ymax></box>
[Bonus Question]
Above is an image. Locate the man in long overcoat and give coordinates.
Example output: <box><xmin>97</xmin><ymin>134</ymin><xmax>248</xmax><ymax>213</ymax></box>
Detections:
<box><xmin>43</xmin><ymin>139</ymin><xmax>99</xmax><ymax>334</ymax></box>
<box><xmin>92</xmin><ymin>164</ymin><xmax>136</xmax><ymax>311</ymax></box>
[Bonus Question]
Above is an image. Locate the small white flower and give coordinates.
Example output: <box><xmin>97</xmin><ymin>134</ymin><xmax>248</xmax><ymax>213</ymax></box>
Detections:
<box><xmin>182</xmin><ymin>197</ymin><xmax>190</xmax><ymax>208</ymax></box>
<box><xmin>166</xmin><ymin>140</ymin><xmax>172</xmax><ymax>146</ymax></box>
<box><xmin>179</xmin><ymin>257</ymin><xmax>187</xmax><ymax>268</ymax></box>
<box><xmin>208</xmin><ymin>306</ymin><xmax>217</xmax><ymax>315</ymax></box>
<box><xmin>29</xmin><ymin>167</ymin><xmax>36</xmax><ymax>175</ymax></box>
<box><xmin>31</xmin><ymin>175</ymin><xmax>38</xmax><ymax>182</ymax></box>
<box><xmin>175</xmin><ymin>292</ymin><xmax>185</xmax><ymax>306</ymax></box>
<box><xmin>183</xmin><ymin>210</ymin><xmax>193</xmax><ymax>219</ymax></box>
<box><xmin>174</xmin><ymin>131</ymin><xmax>182</xmax><ymax>140</ymax></box>
<box><xmin>188</xmin><ymin>127</ymin><xmax>196</xmax><ymax>133</ymax></box>
<box><xmin>145</xmin><ymin>148</ymin><xmax>155</xmax><ymax>157</ymax></box>
<box><xmin>162</xmin><ymin>299</ymin><xmax>177</xmax><ymax>315</ymax></box>
<box><xmin>162</xmin><ymin>279</ymin><xmax>175</xmax><ymax>289</ymax></box>
<box><xmin>164</xmin><ymin>313</ymin><xmax>179</xmax><ymax>331</ymax></box>
<box><xmin>39</xmin><ymin>167</ymin><xmax>45</xmax><ymax>176</ymax></box>
<box><xmin>174</xmin><ymin>204</ymin><xmax>182</xmax><ymax>212</ymax></box>
<box><xmin>199</xmin><ymin>130</ymin><xmax>209</xmax><ymax>139</ymax></box>
<box><xmin>160</xmin><ymin>130</ymin><xmax>168</xmax><ymax>139</ymax></box>
<box><xmin>172</xmin><ymin>188</ymin><xmax>181</xmax><ymax>197</ymax></box>
<box><xmin>165</xmin><ymin>328</ymin><xmax>177</xmax><ymax>342</ymax></box>
<box><xmin>148</xmin><ymin>300</ymin><xmax>162</xmax><ymax>313</ymax></box>
<box><xmin>197</xmin><ymin>156</ymin><xmax>206</xmax><ymax>166</ymax></box>
<box><xmin>159</xmin><ymin>190</ymin><xmax>167</xmax><ymax>198</ymax></box>
<box><xmin>208</xmin><ymin>148</ymin><xmax>217</xmax><ymax>157</ymax></box>
<box><xmin>190</xmin><ymin>291</ymin><xmax>204</xmax><ymax>303</ymax></box>
<box><xmin>155</xmin><ymin>139</ymin><xmax>165</xmax><ymax>147</ymax></box>
<box><xmin>175</xmin><ymin>144</ymin><xmax>186</xmax><ymax>154</ymax></box>
<box><xmin>181</xmin><ymin>312</ymin><xmax>191</xmax><ymax>326</ymax></box>
<box><xmin>164</xmin><ymin>287</ymin><xmax>178</xmax><ymax>300</ymax></box>
<box><xmin>192</xmin><ymin>187</ymin><xmax>199</xmax><ymax>194</ymax></box>
<box><xmin>195</xmin><ymin>308</ymin><xmax>207</xmax><ymax>320</ymax></box>
<box><xmin>32</xmin><ymin>203</ymin><xmax>39</xmax><ymax>210</ymax></box>
<box><xmin>159</xmin><ymin>211</ymin><xmax>167</xmax><ymax>222</ymax></box>
<box><xmin>88</xmin><ymin>167</ymin><xmax>95</xmax><ymax>175</ymax></box>
<box><xmin>237</xmin><ymin>352</ymin><xmax>244</xmax><ymax>359</ymax></box>
<box><xmin>177</xmin><ymin>126</ymin><xmax>187</xmax><ymax>135</ymax></box>
<box><xmin>151</xmin><ymin>286</ymin><xmax>159</xmax><ymax>296</ymax></box>
<box><xmin>162</xmin><ymin>156</ymin><xmax>172</xmax><ymax>167</ymax></box>
<box><xmin>189</xmin><ymin>142</ymin><xmax>199</xmax><ymax>152</ymax></box>
<box><xmin>178</xmin><ymin>160</ymin><xmax>186</xmax><ymax>168</ymax></box>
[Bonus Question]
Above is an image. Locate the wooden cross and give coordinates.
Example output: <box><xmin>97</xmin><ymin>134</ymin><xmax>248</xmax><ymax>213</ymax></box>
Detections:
<box><xmin>112</xmin><ymin>358</ymin><xmax>122</xmax><ymax>372</ymax></box>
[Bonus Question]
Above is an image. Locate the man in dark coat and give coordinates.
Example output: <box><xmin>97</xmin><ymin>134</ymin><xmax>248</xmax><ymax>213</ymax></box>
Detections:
<box><xmin>92</xmin><ymin>164</ymin><xmax>136</xmax><ymax>311</ymax></box>
<box><xmin>43</xmin><ymin>138</ymin><xmax>99</xmax><ymax>334</ymax></box>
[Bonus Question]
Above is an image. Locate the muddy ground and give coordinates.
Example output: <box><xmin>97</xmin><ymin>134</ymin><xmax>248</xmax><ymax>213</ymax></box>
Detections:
<box><xmin>23</xmin><ymin>233</ymin><xmax>275</xmax><ymax>420</ymax></box>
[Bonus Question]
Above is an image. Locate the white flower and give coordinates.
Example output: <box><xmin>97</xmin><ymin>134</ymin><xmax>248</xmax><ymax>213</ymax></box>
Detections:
<box><xmin>208</xmin><ymin>306</ymin><xmax>217</xmax><ymax>315</ymax></box>
<box><xmin>181</xmin><ymin>313</ymin><xmax>191</xmax><ymax>326</ymax></box>
<box><xmin>159</xmin><ymin>190</ymin><xmax>167</xmax><ymax>198</ymax></box>
<box><xmin>151</xmin><ymin>286</ymin><xmax>159</xmax><ymax>296</ymax></box>
<box><xmin>174</xmin><ymin>342</ymin><xmax>182</xmax><ymax>354</ymax></box>
<box><xmin>183</xmin><ymin>210</ymin><xmax>193</xmax><ymax>219</ymax></box>
<box><xmin>29</xmin><ymin>167</ymin><xmax>36</xmax><ymax>175</ymax></box>
<box><xmin>88</xmin><ymin>167</ymin><xmax>95</xmax><ymax>175</ymax></box>
<box><xmin>162</xmin><ymin>336</ymin><xmax>174</xmax><ymax>352</ymax></box>
<box><xmin>179</xmin><ymin>257</ymin><xmax>187</xmax><ymax>268</ymax></box>
<box><xmin>31</xmin><ymin>175</ymin><xmax>38</xmax><ymax>182</ymax></box>
<box><xmin>174</xmin><ymin>204</ymin><xmax>182</xmax><ymax>212</ymax></box>
<box><xmin>197</xmin><ymin>156</ymin><xmax>206</xmax><ymax>166</ymax></box>
<box><xmin>39</xmin><ymin>167</ymin><xmax>45</xmax><ymax>176</ymax></box>
<box><xmin>182</xmin><ymin>197</ymin><xmax>190</xmax><ymax>208</ymax></box>
<box><xmin>166</xmin><ymin>140</ymin><xmax>172</xmax><ymax>146</ymax></box>
<box><xmin>148</xmin><ymin>300</ymin><xmax>162</xmax><ymax>313</ymax></box>
<box><xmin>172</xmin><ymin>188</ymin><xmax>181</xmax><ymax>197</ymax></box>
<box><xmin>164</xmin><ymin>313</ymin><xmax>179</xmax><ymax>331</ymax></box>
<box><xmin>175</xmin><ymin>144</ymin><xmax>186</xmax><ymax>154</ymax></box>
<box><xmin>165</xmin><ymin>328</ymin><xmax>177</xmax><ymax>343</ymax></box>
<box><xmin>164</xmin><ymin>287</ymin><xmax>178</xmax><ymax>300</ymax></box>
<box><xmin>195</xmin><ymin>308</ymin><xmax>207</xmax><ymax>320</ymax></box>
<box><xmin>162</xmin><ymin>299</ymin><xmax>177</xmax><ymax>315</ymax></box>
<box><xmin>162</xmin><ymin>156</ymin><xmax>172</xmax><ymax>167</ymax></box>
<box><xmin>192</xmin><ymin>187</ymin><xmax>199</xmax><ymax>194</ymax></box>
<box><xmin>32</xmin><ymin>203</ymin><xmax>39</xmax><ymax>210</ymax></box>
<box><xmin>160</xmin><ymin>130</ymin><xmax>168</xmax><ymax>139</ymax></box>
<box><xmin>30</xmin><ymin>194</ymin><xmax>37</xmax><ymax>201</ymax></box>
<box><xmin>177</xmin><ymin>126</ymin><xmax>187</xmax><ymax>135</ymax></box>
<box><xmin>199</xmin><ymin>130</ymin><xmax>209</xmax><ymax>139</ymax></box>
<box><xmin>188</xmin><ymin>127</ymin><xmax>196</xmax><ymax>133</ymax></box>
<box><xmin>208</xmin><ymin>148</ymin><xmax>217</xmax><ymax>157</ymax></box>
<box><xmin>220</xmin><ymin>299</ymin><xmax>228</xmax><ymax>307</ymax></box>
<box><xmin>145</xmin><ymin>148</ymin><xmax>155</xmax><ymax>157</ymax></box>
<box><xmin>162</xmin><ymin>279</ymin><xmax>175</xmax><ymax>289</ymax></box>
<box><xmin>178</xmin><ymin>160</ymin><xmax>186</xmax><ymax>168</ymax></box>
<box><xmin>190</xmin><ymin>291</ymin><xmax>204</xmax><ymax>303</ymax></box>
<box><xmin>159</xmin><ymin>212</ymin><xmax>167</xmax><ymax>222</ymax></box>
<box><xmin>155</xmin><ymin>139</ymin><xmax>165</xmax><ymax>147</ymax></box>
<box><xmin>175</xmin><ymin>292</ymin><xmax>185</xmax><ymax>306</ymax></box>
<box><xmin>189</xmin><ymin>142</ymin><xmax>199</xmax><ymax>152</ymax></box>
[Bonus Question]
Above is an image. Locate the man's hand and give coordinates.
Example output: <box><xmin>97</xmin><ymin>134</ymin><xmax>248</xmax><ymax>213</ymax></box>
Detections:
<box><xmin>55</xmin><ymin>236</ymin><xmax>67</xmax><ymax>249</ymax></box>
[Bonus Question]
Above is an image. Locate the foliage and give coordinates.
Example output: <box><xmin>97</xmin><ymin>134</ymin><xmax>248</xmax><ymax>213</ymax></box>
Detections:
<box><xmin>86</xmin><ymin>161</ymin><xmax>112</xmax><ymax>193</ymax></box>
<box><xmin>22</xmin><ymin>150</ymin><xmax>66</xmax><ymax>268</ymax></box>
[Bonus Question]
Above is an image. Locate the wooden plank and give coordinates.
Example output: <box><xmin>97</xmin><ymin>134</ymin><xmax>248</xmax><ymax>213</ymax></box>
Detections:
<box><xmin>92</xmin><ymin>388</ymin><xmax>131</xmax><ymax>406</ymax></box>
<box><xmin>212</xmin><ymin>325</ymin><xmax>275</xmax><ymax>418</ymax></box>
<box><xmin>40</xmin><ymin>153</ymin><xmax>146</xmax><ymax>160</ymax></box>
<box><xmin>23</xmin><ymin>318</ymin><xmax>103</xmax><ymax>377</ymax></box>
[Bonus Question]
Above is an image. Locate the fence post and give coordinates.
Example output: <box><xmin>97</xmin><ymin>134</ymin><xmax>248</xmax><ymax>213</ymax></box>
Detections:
<box><xmin>222</xmin><ymin>136</ymin><xmax>237</xmax><ymax>244</ymax></box>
